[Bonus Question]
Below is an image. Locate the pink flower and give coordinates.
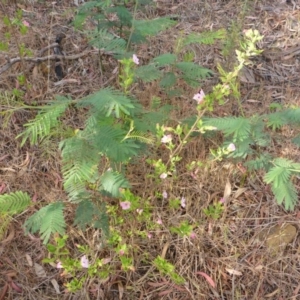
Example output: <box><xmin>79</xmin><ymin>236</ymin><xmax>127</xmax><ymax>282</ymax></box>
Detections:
<box><xmin>147</xmin><ymin>233</ymin><xmax>153</xmax><ymax>239</ymax></box>
<box><xmin>219</xmin><ymin>197</ymin><xmax>225</xmax><ymax>204</ymax></box>
<box><xmin>162</xmin><ymin>190</ymin><xmax>168</xmax><ymax>199</ymax></box>
<box><xmin>120</xmin><ymin>201</ymin><xmax>131</xmax><ymax>210</ymax></box>
<box><xmin>56</xmin><ymin>261</ymin><xmax>63</xmax><ymax>269</ymax></box>
<box><xmin>119</xmin><ymin>249</ymin><xmax>125</xmax><ymax>256</ymax></box>
<box><xmin>193</xmin><ymin>89</ymin><xmax>205</xmax><ymax>104</ymax></box>
<box><xmin>80</xmin><ymin>255</ymin><xmax>89</xmax><ymax>268</ymax></box>
<box><xmin>190</xmin><ymin>232</ymin><xmax>196</xmax><ymax>239</ymax></box>
<box><xmin>181</xmin><ymin>197</ymin><xmax>186</xmax><ymax>208</ymax></box>
<box><xmin>132</xmin><ymin>54</ymin><xmax>139</xmax><ymax>65</ymax></box>
<box><xmin>161</xmin><ymin>134</ymin><xmax>172</xmax><ymax>144</ymax></box>
<box><xmin>22</xmin><ymin>20</ymin><xmax>30</xmax><ymax>27</ymax></box>
<box><xmin>160</xmin><ymin>173</ymin><xmax>168</xmax><ymax>179</ymax></box>
<box><xmin>156</xmin><ymin>218</ymin><xmax>163</xmax><ymax>225</ymax></box>
<box><xmin>227</xmin><ymin>143</ymin><xmax>236</xmax><ymax>152</ymax></box>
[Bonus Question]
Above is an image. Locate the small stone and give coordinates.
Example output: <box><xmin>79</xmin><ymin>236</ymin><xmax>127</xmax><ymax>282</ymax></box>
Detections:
<box><xmin>258</xmin><ymin>224</ymin><xmax>297</xmax><ymax>252</ymax></box>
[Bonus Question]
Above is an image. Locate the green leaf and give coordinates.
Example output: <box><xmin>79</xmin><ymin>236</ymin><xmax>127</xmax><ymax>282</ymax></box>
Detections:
<box><xmin>0</xmin><ymin>191</ymin><xmax>31</xmax><ymax>215</ymax></box>
<box><xmin>153</xmin><ymin>53</ymin><xmax>177</xmax><ymax>66</ymax></box>
<box><xmin>24</xmin><ymin>202</ymin><xmax>65</xmax><ymax>244</ymax></box>
<box><xmin>244</xmin><ymin>153</ymin><xmax>272</xmax><ymax>171</ymax></box>
<box><xmin>77</xmin><ymin>87</ymin><xmax>135</xmax><ymax>117</ymax></box>
<box><xmin>183</xmin><ymin>29</ymin><xmax>226</xmax><ymax>46</ymax></box>
<box><xmin>60</xmin><ymin>135</ymin><xmax>100</xmax><ymax>200</ymax></box>
<box><xmin>204</xmin><ymin>117</ymin><xmax>251</xmax><ymax>142</ymax></box>
<box><xmin>175</xmin><ymin>62</ymin><xmax>213</xmax><ymax>87</ymax></box>
<box><xmin>88</xmin><ymin>29</ymin><xmax>127</xmax><ymax>55</ymax></box>
<box><xmin>134</xmin><ymin>64</ymin><xmax>162</xmax><ymax>82</ymax></box>
<box><xmin>74</xmin><ymin>200</ymin><xmax>96</xmax><ymax>230</ymax></box>
<box><xmin>93</xmin><ymin>202</ymin><xmax>109</xmax><ymax>237</ymax></box>
<box><xmin>108</xmin><ymin>6</ymin><xmax>132</xmax><ymax>27</ymax></box>
<box><xmin>93</xmin><ymin>125</ymin><xmax>140</xmax><ymax>162</ymax></box>
<box><xmin>133</xmin><ymin>17</ymin><xmax>176</xmax><ymax>37</ymax></box>
<box><xmin>271</xmin><ymin>181</ymin><xmax>297</xmax><ymax>210</ymax></box>
<box><xmin>100</xmin><ymin>170</ymin><xmax>130</xmax><ymax>197</ymax></box>
<box><xmin>266</xmin><ymin>112</ymin><xmax>286</xmax><ymax>130</ymax></box>
<box><xmin>264</xmin><ymin>165</ymin><xmax>292</xmax><ymax>188</ymax></box>
<box><xmin>17</xmin><ymin>96</ymin><xmax>71</xmax><ymax>146</ymax></box>
<box><xmin>159</xmin><ymin>72</ymin><xmax>176</xmax><ymax>88</ymax></box>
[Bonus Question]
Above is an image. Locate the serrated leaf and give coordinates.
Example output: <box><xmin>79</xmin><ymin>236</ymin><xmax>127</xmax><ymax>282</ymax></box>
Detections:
<box><xmin>134</xmin><ymin>64</ymin><xmax>162</xmax><ymax>82</ymax></box>
<box><xmin>159</xmin><ymin>72</ymin><xmax>176</xmax><ymax>88</ymax></box>
<box><xmin>133</xmin><ymin>17</ymin><xmax>176</xmax><ymax>37</ymax></box>
<box><xmin>24</xmin><ymin>202</ymin><xmax>65</xmax><ymax>244</ymax></box>
<box><xmin>153</xmin><ymin>53</ymin><xmax>177</xmax><ymax>66</ymax></box>
<box><xmin>0</xmin><ymin>191</ymin><xmax>31</xmax><ymax>215</ymax></box>
<box><xmin>74</xmin><ymin>200</ymin><xmax>95</xmax><ymax>230</ymax></box>
<box><xmin>176</xmin><ymin>62</ymin><xmax>213</xmax><ymax>87</ymax></box>
<box><xmin>271</xmin><ymin>181</ymin><xmax>297</xmax><ymax>210</ymax></box>
<box><xmin>100</xmin><ymin>170</ymin><xmax>130</xmax><ymax>197</ymax></box>
<box><xmin>183</xmin><ymin>29</ymin><xmax>226</xmax><ymax>46</ymax></box>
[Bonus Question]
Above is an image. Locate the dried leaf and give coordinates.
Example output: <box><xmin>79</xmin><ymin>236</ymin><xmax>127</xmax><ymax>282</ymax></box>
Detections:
<box><xmin>234</xmin><ymin>187</ymin><xmax>247</xmax><ymax>199</ymax></box>
<box><xmin>118</xmin><ymin>281</ymin><xmax>124</xmax><ymax>299</ymax></box>
<box><xmin>25</xmin><ymin>254</ymin><xmax>33</xmax><ymax>267</ymax></box>
<box><xmin>148</xmin><ymin>281</ymin><xmax>166</xmax><ymax>287</ymax></box>
<box><xmin>196</xmin><ymin>271</ymin><xmax>216</xmax><ymax>288</ymax></box>
<box><xmin>265</xmin><ymin>288</ymin><xmax>280</xmax><ymax>298</ymax></box>
<box><xmin>34</xmin><ymin>263</ymin><xmax>47</xmax><ymax>278</ymax></box>
<box><xmin>0</xmin><ymin>283</ymin><xmax>9</xmax><ymax>300</ymax></box>
<box><xmin>1</xmin><ymin>225</ymin><xmax>15</xmax><ymax>244</ymax></box>
<box><xmin>223</xmin><ymin>180</ymin><xmax>232</xmax><ymax>202</ymax></box>
<box><xmin>51</xmin><ymin>279</ymin><xmax>60</xmax><ymax>294</ymax></box>
<box><xmin>32</xmin><ymin>65</ymin><xmax>39</xmax><ymax>80</ymax></box>
<box><xmin>158</xmin><ymin>289</ymin><xmax>173</xmax><ymax>296</ymax></box>
<box><xmin>102</xmin><ymin>257</ymin><xmax>111</xmax><ymax>264</ymax></box>
<box><xmin>10</xmin><ymin>281</ymin><xmax>22</xmax><ymax>293</ymax></box>
<box><xmin>225</xmin><ymin>268</ymin><xmax>242</xmax><ymax>276</ymax></box>
<box><xmin>5</xmin><ymin>271</ymin><xmax>17</xmax><ymax>278</ymax></box>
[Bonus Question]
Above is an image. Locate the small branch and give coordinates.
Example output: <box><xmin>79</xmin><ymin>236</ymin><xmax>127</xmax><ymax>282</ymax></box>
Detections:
<box><xmin>0</xmin><ymin>49</ymin><xmax>114</xmax><ymax>75</ymax></box>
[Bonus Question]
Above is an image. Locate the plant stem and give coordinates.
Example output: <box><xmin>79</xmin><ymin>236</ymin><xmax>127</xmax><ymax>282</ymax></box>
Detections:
<box><xmin>126</xmin><ymin>0</ymin><xmax>139</xmax><ymax>52</ymax></box>
<box><xmin>166</xmin><ymin>109</ymin><xmax>207</xmax><ymax>166</ymax></box>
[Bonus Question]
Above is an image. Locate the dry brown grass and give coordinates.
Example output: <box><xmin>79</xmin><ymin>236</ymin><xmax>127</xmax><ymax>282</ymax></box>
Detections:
<box><xmin>1</xmin><ymin>0</ymin><xmax>300</xmax><ymax>299</ymax></box>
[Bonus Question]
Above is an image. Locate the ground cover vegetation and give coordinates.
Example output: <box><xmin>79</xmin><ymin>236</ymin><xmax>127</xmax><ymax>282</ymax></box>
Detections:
<box><xmin>1</xmin><ymin>0</ymin><xmax>300</xmax><ymax>299</ymax></box>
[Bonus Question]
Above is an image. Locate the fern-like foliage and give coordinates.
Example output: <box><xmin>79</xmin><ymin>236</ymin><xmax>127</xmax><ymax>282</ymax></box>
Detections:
<box><xmin>59</xmin><ymin>134</ymin><xmax>100</xmax><ymax>201</ymax></box>
<box><xmin>204</xmin><ymin>117</ymin><xmax>252</xmax><ymax>142</ymax></box>
<box><xmin>264</xmin><ymin>158</ymin><xmax>300</xmax><ymax>210</ymax></box>
<box><xmin>133</xmin><ymin>18</ymin><xmax>177</xmax><ymax>37</ymax></box>
<box><xmin>152</xmin><ymin>53</ymin><xmax>177</xmax><ymax>66</ymax></box>
<box><xmin>244</xmin><ymin>153</ymin><xmax>272</xmax><ymax>171</ymax></box>
<box><xmin>133</xmin><ymin>105</ymin><xmax>173</xmax><ymax>133</ymax></box>
<box><xmin>183</xmin><ymin>29</ymin><xmax>226</xmax><ymax>46</ymax></box>
<box><xmin>24</xmin><ymin>202</ymin><xmax>65</xmax><ymax>244</ymax></box>
<box><xmin>267</xmin><ymin>108</ymin><xmax>300</xmax><ymax>130</ymax></box>
<box><xmin>107</xmin><ymin>5</ymin><xmax>132</xmax><ymax>27</ymax></box>
<box><xmin>100</xmin><ymin>170</ymin><xmax>130</xmax><ymax>197</ymax></box>
<box><xmin>175</xmin><ymin>62</ymin><xmax>213</xmax><ymax>87</ymax></box>
<box><xmin>77</xmin><ymin>87</ymin><xmax>135</xmax><ymax>118</ymax></box>
<box><xmin>93</xmin><ymin>125</ymin><xmax>140</xmax><ymax>162</ymax></box>
<box><xmin>0</xmin><ymin>191</ymin><xmax>31</xmax><ymax>214</ymax></box>
<box><xmin>134</xmin><ymin>64</ymin><xmax>162</xmax><ymax>82</ymax></box>
<box><xmin>159</xmin><ymin>72</ymin><xmax>177</xmax><ymax>89</ymax></box>
<box><xmin>74</xmin><ymin>200</ymin><xmax>109</xmax><ymax>236</ymax></box>
<box><xmin>88</xmin><ymin>29</ymin><xmax>127</xmax><ymax>56</ymax></box>
<box><xmin>17</xmin><ymin>96</ymin><xmax>71</xmax><ymax>146</ymax></box>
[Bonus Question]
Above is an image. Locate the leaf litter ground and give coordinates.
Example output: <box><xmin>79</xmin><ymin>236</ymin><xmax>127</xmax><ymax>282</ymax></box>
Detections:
<box><xmin>1</xmin><ymin>0</ymin><xmax>300</xmax><ymax>299</ymax></box>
